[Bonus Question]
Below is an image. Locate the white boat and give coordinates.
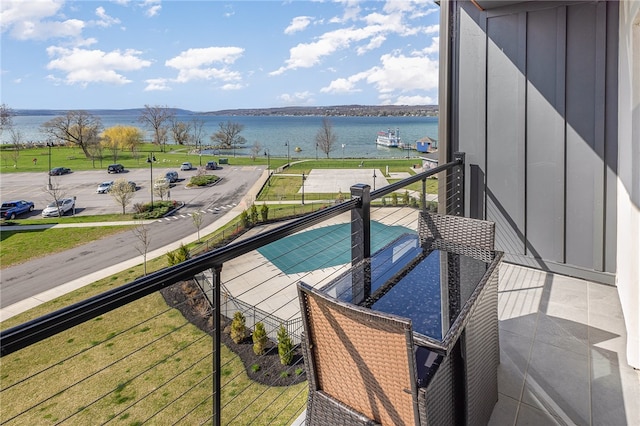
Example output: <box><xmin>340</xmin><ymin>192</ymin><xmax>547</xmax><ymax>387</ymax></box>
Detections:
<box><xmin>376</xmin><ymin>128</ymin><xmax>401</xmax><ymax>148</ymax></box>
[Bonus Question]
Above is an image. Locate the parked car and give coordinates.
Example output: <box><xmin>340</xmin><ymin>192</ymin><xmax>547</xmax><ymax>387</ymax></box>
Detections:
<box><xmin>96</xmin><ymin>181</ymin><xmax>114</xmax><ymax>194</ymax></box>
<box><xmin>49</xmin><ymin>167</ymin><xmax>71</xmax><ymax>176</ymax></box>
<box><xmin>42</xmin><ymin>198</ymin><xmax>75</xmax><ymax>217</ymax></box>
<box><xmin>107</xmin><ymin>164</ymin><xmax>125</xmax><ymax>173</ymax></box>
<box><xmin>1</xmin><ymin>200</ymin><xmax>35</xmax><ymax>220</ymax></box>
<box><xmin>165</xmin><ymin>171</ymin><xmax>179</xmax><ymax>183</ymax></box>
<box><xmin>180</xmin><ymin>162</ymin><xmax>193</xmax><ymax>171</ymax></box>
<box><xmin>205</xmin><ymin>161</ymin><xmax>218</xmax><ymax>170</ymax></box>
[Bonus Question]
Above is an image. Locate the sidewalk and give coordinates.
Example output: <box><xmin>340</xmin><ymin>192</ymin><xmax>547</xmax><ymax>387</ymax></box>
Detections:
<box><xmin>0</xmin><ymin>170</ymin><xmax>271</xmax><ymax>322</ymax></box>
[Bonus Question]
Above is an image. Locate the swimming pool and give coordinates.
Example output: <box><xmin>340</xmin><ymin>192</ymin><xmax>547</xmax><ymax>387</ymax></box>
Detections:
<box><xmin>257</xmin><ymin>221</ymin><xmax>416</xmax><ymax>274</ymax></box>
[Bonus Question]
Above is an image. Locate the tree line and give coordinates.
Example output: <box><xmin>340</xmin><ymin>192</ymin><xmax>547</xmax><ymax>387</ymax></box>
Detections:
<box><xmin>1</xmin><ymin>103</ymin><xmax>341</xmax><ymax>163</ymax></box>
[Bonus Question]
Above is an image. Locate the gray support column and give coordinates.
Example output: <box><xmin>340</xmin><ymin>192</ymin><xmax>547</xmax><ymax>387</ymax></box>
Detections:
<box><xmin>351</xmin><ymin>184</ymin><xmax>371</xmax><ymax>301</ymax></box>
<box><xmin>350</xmin><ymin>184</ymin><xmax>371</xmax><ymax>264</ymax></box>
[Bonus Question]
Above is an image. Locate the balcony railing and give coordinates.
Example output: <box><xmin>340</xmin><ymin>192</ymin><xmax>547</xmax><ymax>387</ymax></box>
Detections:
<box><xmin>0</xmin><ymin>154</ymin><xmax>464</xmax><ymax>425</ymax></box>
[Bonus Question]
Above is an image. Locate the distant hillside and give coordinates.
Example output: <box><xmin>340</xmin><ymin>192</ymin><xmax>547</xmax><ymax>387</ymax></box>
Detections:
<box><xmin>12</xmin><ymin>108</ymin><xmax>194</xmax><ymax>117</ymax></box>
<box><xmin>12</xmin><ymin>105</ymin><xmax>438</xmax><ymax>118</ymax></box>
<box><xmin>204</xmin><ymin>105</ymin><xmax>438</xmax><ymax>117</ymax></box>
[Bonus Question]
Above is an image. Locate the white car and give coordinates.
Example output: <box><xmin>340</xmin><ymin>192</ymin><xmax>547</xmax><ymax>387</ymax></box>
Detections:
<box><xmin>96</xmin><ymin>181</ymin><xmax>114</xmax><ymax>193</ymax></box>
<box><xmin>42</xmin><ymin>198</ymin><xmax>75</xmax><ymax>217</ymax></box>
<box><xmin>180</xmin><ymin>162</ymin><xmax>193</xmax><ymax>171</ymax></box>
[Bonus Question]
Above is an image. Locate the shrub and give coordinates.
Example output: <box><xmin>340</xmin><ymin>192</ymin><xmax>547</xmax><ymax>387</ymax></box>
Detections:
<box><xmin>260</xmin><ymin>203</ymin><xmax>269</xmax><ymax>222</ymax></box>
<box><xmin>250</xmin><ymin>204</ymin><xmax>259</xmax><ymax>224</ymax></box>
<box><xmin>230</xmin><ymin>311</ymin><xmax>247</xmax><ymax>344</ymax></box>
<box><xmin>252</xmin><ymin>322</ymin><xmax>268</xmax><ymax>355</ymax></box>
<box><xmin>240</xmin><ymin>210</ymin><xmax>250</xmax><ymax>228</ymax></box>
<box><xmin>403</xmin><ymin>190</ymin><xmax>410</xmax><ymax>205</ymax></box>
<box><xmin>166</xmin><ymin>243</ymin><xmax>190</xmax><ymax>266</ymax></box>
<box><xmin>277</xmin><ymin>324</ymin><xmax>294</xmax><ymax>365</ymax></box>
<box><xmin>188</xmin><ymin>174</ymin><xmax>218</xmax><ymax>187</ymax></box>
<box><xmin>295</xmin><ymin>368</ymin><xmax>304</xmax><ymax>376</ymax></box>
<box><xmin>391</xmin><ymin>193</ymin><xmax>398</xmax><ymax>206</ymax></box>
<box><xmin>279</xmin><ymin>371</ymin><xmax>290</xmax><ymax>379</ymax></box>
<box><xmin>133</xmin><ymin>203</ymin><xmax>148</xmax><ymax>213</ymax></box>
<box><xmin>251</xmin><ymin>364</ymin><xmax>260</xmax><ymax>373</ymax></box>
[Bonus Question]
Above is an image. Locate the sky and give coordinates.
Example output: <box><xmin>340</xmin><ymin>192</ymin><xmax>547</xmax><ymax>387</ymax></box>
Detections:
<box><xmin>1</xmin><ymin>0</ymin><xmax>440</xmax><ymax>112</ymax></box>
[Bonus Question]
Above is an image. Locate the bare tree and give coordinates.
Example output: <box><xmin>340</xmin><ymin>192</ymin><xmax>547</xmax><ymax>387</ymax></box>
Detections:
<box><xmin>43</xmin><ymin>179</ymin><xmax>67</xmax><ymax>217</ymax></box>
<box><xmin>110</xmin><ymin>178</ymin><xmax>136</xmax><ymax>214</ymax></box>
<box><xmin>190</xmin><ymin>118</ymin><xmax>206</xmax><ymax>150</ymax></box>
<box><xmin>250</xmin><ymin>140</ymin><xmax>262</xmax><ymax>161</ymax></box>
<box><xmin>41</xmin><ymin>110</ymin><xmax>102</xmax><ymax>158</ymax></box>
<box><xmin>192</xmin><ymin>211</ymin><xmax>203</xmax><ymax>242</ymax></box>
<box><xmin>86</xmin><ymin>140</ymin><xmax>104</xmax><ymax>168</ymax></box>
<box><xmin>315</xmin><ymin>117</ymin><xmax>337</xmax><ymax>158</ymax></box>
<box><xmin>170</xmin><ymin>118</ymin><xmax>191</xmax><ymax>145</ymax></box>
<box><xmin>0</xmin><ymin>104</ymin><xmax>14</xmax><ymax>136</ymax></box>
<box><xmin>132</xmin><ymin>221</ymin><xmax>151</xmax><ymax>276</ymax></box>
<box><xmin>210</xmin><ymin>121</ymin><xmax>246</xmax><ymax>156</ymax></box>
<box><xmin>153</xmin><ymin>177</ymin><xmax>170</xmax><ymax>201</ymax></box>
<box><xmin>8</xmin><ymin>129</ymin><xmax>22</xmax><ymax>167</ymax></box>
<box><xmin>138</xmin><ymin>105</ymin><xmax>175</xmax><ymax>152</ymax></box>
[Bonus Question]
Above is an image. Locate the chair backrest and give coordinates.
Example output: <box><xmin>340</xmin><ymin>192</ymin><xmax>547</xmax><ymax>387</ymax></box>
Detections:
<box><xmin>298</xmin><ymin>282</ymin><xmax>419</xmax><ymax>426</ymax></box>
<box><xmin>418</xmin><ymin>211</ymin><xmax>495</xmax><ymax>259</ymax></box>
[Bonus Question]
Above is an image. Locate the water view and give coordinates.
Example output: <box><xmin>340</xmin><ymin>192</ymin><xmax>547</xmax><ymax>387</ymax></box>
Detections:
<box><xmin>3</xmin><ymin>113</ymin><xmax>438</xmax><ymax>159</ymax></box>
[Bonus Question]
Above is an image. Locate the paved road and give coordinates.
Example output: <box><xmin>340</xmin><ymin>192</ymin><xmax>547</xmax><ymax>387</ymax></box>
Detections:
<box><xmin>0</xmin><ymin>165</ymin><xmax>266</xmax><ymax>309</ymax></box>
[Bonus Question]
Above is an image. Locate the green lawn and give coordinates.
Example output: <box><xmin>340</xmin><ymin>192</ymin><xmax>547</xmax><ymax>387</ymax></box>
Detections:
<box><xmin>0</xmin><ymin>156</ymin><xmax>433</xmax><ymax>424</ymax></box>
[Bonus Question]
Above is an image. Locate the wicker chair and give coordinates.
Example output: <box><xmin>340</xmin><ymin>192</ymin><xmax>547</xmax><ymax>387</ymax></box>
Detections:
<box><xmin>418</xmin><ymin>211</ymin><xmax>495</xmax><ymax>261</ymax></box>
<box><xmin>298</xmin><ymin>282</ymin><xmax>421</xmax><ymax>425</ymax></box>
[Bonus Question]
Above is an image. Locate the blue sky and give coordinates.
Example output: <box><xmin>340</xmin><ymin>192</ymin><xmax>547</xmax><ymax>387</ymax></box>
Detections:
<box><xmin>1</xmin><ymin>0</ymin><xmax>440</xmax><ymax>112</ymax></box>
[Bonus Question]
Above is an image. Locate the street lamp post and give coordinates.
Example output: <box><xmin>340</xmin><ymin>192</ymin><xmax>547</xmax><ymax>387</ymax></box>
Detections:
<box><xmin>342</xmin><ymin>144</ymin><xmax>345</xmax><ymax>161</ymax></box>
<box><xmin>264</xmin><ymin>149</ymin><xmax>271</xmax><ymax>186</ymax></box>
<box><xmin>285</xmin><ymin>141</ymin><xmax>290</xmax><ymax>167</ymax></box>
<box><xmin>46</xmin><ymin>141</ymin><xmax>54</xmax><ymax>190</ymax></box>
<box><xmin>373</xmin><ymin>170</ymin><xmax>377</xmax><ymax>191</ymax></box>
<box><xmin>146</xmin><ymin>152</ymin><xmax>156</xmax><ymax>209</ymax></box>
<box><xmin>315</xmin><ymin>143</ymin><xmax>318</xmax><ymax>160</ymax></box>
<box><xmin>301</xmin><ymin>172</ymin><xmax>306</xmax><ymax>205</ymax></box>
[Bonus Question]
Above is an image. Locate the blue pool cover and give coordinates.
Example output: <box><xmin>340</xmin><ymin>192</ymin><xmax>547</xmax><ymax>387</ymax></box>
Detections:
<box><xmin>257</xmin><ymin>221</ymin><xmax>416</xmax><ymax>274</ymax></box>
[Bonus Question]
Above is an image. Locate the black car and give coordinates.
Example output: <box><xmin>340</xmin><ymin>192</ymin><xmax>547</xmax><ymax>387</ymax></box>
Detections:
<box><xmin>49</xmin><ymin>167</ymin><xmax>71</xmax><ymax>176</ymax></box>
<box><xmin>107</xmin><ymin>164</ymin><xmax>125</xmax><ymax>173</ymax></box>
<box><xmin>205</xmin><ymin>161</ymin><xmax>218</xmax><ymax>170</ymax></box>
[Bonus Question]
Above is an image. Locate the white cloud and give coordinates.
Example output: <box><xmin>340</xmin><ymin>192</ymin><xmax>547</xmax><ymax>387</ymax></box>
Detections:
<box><xmin>271</xmin><ymin>0</ymin><xmax>438</xmax><ymax>76</ymax></box>
<box><xmin>144</xmin><ymin>78</ymin><xmax>171</xmax><ymax>91</ymax></box>
<box><xmin>94</xmin><ymin>6</ymin><xmax>121</xmax><ymax>28</ymax></box>
<box><xmin>221</xmin><ymin>83</ymin><xmax>243</xmax><ymax>91</ymax></box>
<box><xmin>46</xmin><ymin>46</ymin><xmax>152</xmax><ymax>86</ymax></box>
<box><xmin>142</xmin><ymin>0</ymin><xmax>161</xmax><ymax>17</ymax></box>
<box><xmin>278</xmin><ymin>91</ymin><xmax>314</xmax><ymax>105</ymax></box>
<box><xmin>321</xmin><ymin>49</ymin><xmax>438</xmax><ymax>104</ymax></box>
<box><xmin>285</xmin><ymin>16</ymin><xmax>313</xmax><ymax>35</ymax></box>
<box><xmin>165</xmin><ymin>47</ymin><xmax>244</xmax><ymax>84</ymax></box>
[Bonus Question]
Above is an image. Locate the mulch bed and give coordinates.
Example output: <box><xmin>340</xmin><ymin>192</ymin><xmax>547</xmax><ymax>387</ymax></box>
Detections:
<box><xmin>160</xmin><ymin>281</ymin><xmax>306</xmax><ymax>387</ymax></box>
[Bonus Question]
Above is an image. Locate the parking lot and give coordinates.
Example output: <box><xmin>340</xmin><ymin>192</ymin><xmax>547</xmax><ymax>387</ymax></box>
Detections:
<box><xmin>0</xmin><ymin>165</ymin><xmax>248</xmax><ymax>218</ymax></box>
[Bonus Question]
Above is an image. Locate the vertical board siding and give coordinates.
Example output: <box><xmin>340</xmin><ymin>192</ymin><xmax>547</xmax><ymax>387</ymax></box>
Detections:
<box><xmin>525</xmin><ymin>6</ymin><xmax>566</xmax><ymax>263</ymax></box>
<box><xmin>486</xmin><ymin>12</ymin><xmax>526</xmax><ymax>256</ymax></box>
<box><xmin>452</xmin><ymin>1</ymin><xmax>617</xmax><ymax>282</ymax></box>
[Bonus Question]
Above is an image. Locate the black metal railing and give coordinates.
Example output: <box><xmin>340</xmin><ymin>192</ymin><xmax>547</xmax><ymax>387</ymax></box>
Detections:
<box><xmin>1</xmin><ymin>154</ymin><xmax>464</xmax><ymax>425</ymax></box>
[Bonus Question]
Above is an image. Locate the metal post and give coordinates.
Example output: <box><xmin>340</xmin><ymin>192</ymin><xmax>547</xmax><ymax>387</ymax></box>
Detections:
<box><xmin>315</xmin><ymin>143</ymin><xmax>318</xmax><ymax>160</ymax></box>
<box><xmin>285</xmin><ymin>141</ymin><xmax>290</xmax><ymax>167</ymax></box>
<box><xmin>451</xmin><ymin>152</ymin><xmax>465</xmax><ymax>216</ymax></box>
<box><xmin>301</xmin><ymin>172</ymin><xmax>305</xmax><ymax>205</ymax></box>
<box><xmin>211</xmin><ymin>264</ymin><xmax>223</xmax><ymax>426</ymax></box>
<box><xmin>350</xmin><ymin>183</ymin><xmax>371</xmax><ymax>301</ymax></box>
<box><xmin>147</xmin><ymin>152</ymin><xmax>156</xmax><ymax>209</ymax></box>
<box><xmin>350</xmin><ymin>183</ymin><xmax>371</xmax><ymax>264</ymax></box>
<box><xmin>46</xmin><ymin>142</ymin><xmax>53</xmax><ymax>190</ymax></box>
<box><xmin>372</xmin><ymin>170</ymin><xmax>377</xmax><ymax>191</ymax></box>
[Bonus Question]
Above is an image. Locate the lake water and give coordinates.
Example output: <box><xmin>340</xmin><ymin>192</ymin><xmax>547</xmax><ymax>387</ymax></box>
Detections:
<box><xmin>3</xmin><ymin>114</ymin><xmax>438</xmax><ymax>159</ymax></box>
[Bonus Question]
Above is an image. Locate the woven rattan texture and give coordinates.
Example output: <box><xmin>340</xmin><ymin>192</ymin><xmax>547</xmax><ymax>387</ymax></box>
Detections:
<box><xmin>300</xmin><ymin>287</ymin><xmax>418</xmax><ymax>425</ymax></box>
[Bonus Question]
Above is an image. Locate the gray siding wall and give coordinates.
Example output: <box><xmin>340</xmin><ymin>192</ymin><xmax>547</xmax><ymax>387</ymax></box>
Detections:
<box><xmin>451</xmin><ymin>1</ymin><xmax>618</xmax><ymax>283</ymax></box>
